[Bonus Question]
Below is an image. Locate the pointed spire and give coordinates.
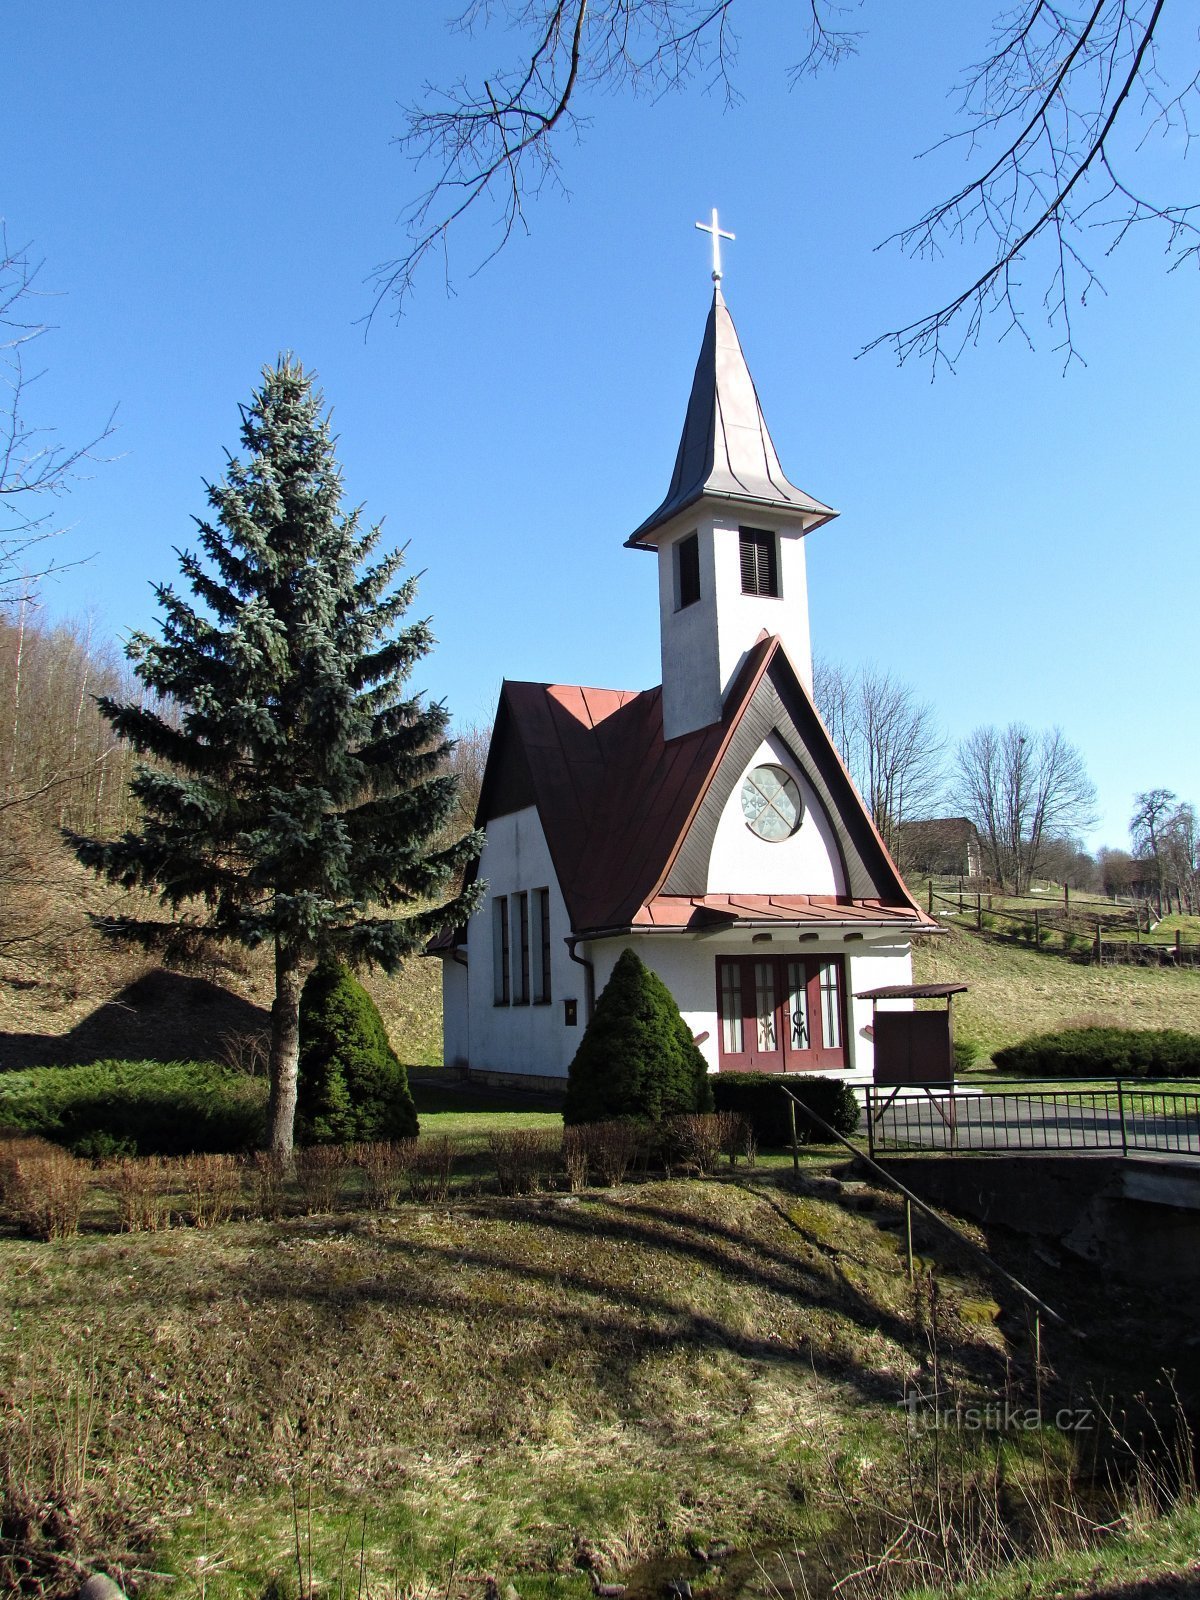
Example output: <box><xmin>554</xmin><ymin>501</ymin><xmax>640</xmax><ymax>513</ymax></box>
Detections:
<box><xmin>627</xmin><ymin>288</ymin><xmax>836</xmax><ymax>547</ymax></box>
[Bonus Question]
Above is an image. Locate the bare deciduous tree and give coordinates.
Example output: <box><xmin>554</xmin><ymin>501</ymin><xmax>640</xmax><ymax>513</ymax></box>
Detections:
<box><xmin>1131</xmin><ymin>788</ymin><xmax>1198</xmax><ymax>912</ymax></box>
<box><xmin>955</xmin><ymin>722</ymin><xmax>1096</xmax><ymax>893</ymax></box>
<box><xmin>812</xmin><ymin>657</ymin><xmax>945</xmax><ymax>863</ymax></box>
<box><xmin>378</xmin><ymin>1</ymin><xmax>1197</xmax><ymax>365</ymax></box>
<box><xmin>1</xmin><ymin>230</ymin><xmax>114</xmax><ymax>607</ymax></box>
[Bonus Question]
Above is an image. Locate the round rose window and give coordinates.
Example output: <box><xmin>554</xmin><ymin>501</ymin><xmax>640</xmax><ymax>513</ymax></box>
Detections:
<box><xmin>740</xmin><ymin>765</ymin><xmax>803</xmax><ymax>841</ymax></box>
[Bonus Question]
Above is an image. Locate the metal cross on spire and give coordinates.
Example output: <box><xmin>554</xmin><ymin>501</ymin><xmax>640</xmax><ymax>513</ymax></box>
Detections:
<box><xmin>695</xmin><ymin>208</ymin><xmax>735</xmax><ymax>284</ymax></box>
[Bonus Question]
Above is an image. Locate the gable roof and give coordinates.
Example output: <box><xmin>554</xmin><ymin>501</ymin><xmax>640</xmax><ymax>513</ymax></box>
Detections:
<box><xmin>473</xmin><ymin>635</ymin><xmax>933</xmax><ymax>939</ymax></box>
<box><xmin>626</xmin><ymin>288</ymin><xmax>838</xmax><ymax>548</ymax></box>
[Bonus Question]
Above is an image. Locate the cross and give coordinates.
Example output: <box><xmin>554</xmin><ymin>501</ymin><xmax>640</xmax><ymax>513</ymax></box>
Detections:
<box><xmin>695</xmin><ymin>208</ymin><xmax>735</xmax><ymax>284</ymax></box>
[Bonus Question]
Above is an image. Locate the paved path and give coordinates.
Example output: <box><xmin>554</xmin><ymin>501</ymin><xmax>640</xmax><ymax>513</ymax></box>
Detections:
<box><xmin>867</xmin><ymin>1086</ymin><xmax>1200</xmax><ymax>1157</ymax></box>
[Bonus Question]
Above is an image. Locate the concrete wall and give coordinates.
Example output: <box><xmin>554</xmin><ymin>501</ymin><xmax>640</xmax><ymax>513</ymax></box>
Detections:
<box><xmin>658</xmin><ymin>513</ymin><xmax>812</xmax><ymax>740</ymax></box>
<box><xmin>881</xmin><ymin>1154</ymin><xmax>1200</xmax><ymax>1291</ymax></box>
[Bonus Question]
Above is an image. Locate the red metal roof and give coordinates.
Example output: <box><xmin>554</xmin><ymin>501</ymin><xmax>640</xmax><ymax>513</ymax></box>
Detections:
<box><xmin>633</xmin><ymin>895</ymin><xmax>931</xmax><ymax>930</ymax></box>
<box><xmin>468</xmin><ymin>635</ymin><xmax>935</xmax><ymax>942</ymax></box>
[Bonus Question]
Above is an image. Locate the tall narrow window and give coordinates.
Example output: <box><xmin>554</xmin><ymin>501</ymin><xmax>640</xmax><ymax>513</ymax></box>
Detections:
<box><xmin>675</xmin><ymin>531</ymin><xmax>700</xmax><ymax>609</ymax></box>
<box><xmin>533</xmin><ymin>887</ymin><xmax>552</xmax><ymax>1003</ymax></box>
<box><xmin>754</xmin><ymin>960</ymin><xmax>777</xmax><ymax>1051</ymax></box>
<box><xmin>719</xmin><ymin>961</ymin><xmax>743</xmax><ymax>1054</ymax></box>
<box><xmin>492</xmin><ymin>896</ymin><xmax>510</xmax><ymax>1005</ymax></box>
<box><xmin>785</xmin><ymin>960</ymin><xmax>810</xmax><ymax>1051</ymax></box>
<box><xmin>739</xmin><ymin>528</ymin><xmax>780</xmax><ymax>597</ymax></box>
<box><xmin>512</xmin><ymin>892</ymin><xmax>530</xmax><ymax>1004</ymax></box>
<box><xmin>819</xmin><ymin>961</ymin><xmax>842</xmax><ymax>1050</ymax></box>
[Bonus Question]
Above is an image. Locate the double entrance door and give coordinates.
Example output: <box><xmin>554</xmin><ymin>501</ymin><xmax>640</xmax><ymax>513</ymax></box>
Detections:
<box><xmin>716</xmin><ymin>954</ymin><xmax>847</xmax><ymax>1072</ymax></box>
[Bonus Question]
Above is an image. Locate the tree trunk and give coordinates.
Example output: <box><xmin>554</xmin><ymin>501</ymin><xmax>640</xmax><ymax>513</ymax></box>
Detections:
<box><xmin>267</xmin><ymin>939</ymin><xmax>307</xmax><ymax>1156</ymax></box>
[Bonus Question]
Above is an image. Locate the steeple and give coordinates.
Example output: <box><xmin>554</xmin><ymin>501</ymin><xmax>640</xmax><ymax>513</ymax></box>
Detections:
<box><xmin>631</xmin><ymin>279</ymin><xmax>838</xmax><ymax>742</ymax></box>
<box><xmin>626</xmin><ymin>287</ymin><xmax>837</xmax><ymax>549</ymax></box>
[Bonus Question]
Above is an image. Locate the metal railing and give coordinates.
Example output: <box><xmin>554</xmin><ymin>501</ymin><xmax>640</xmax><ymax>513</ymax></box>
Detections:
<box><xmin>864</xmin><ymin>1080</ymin><xmax>1200</xmax><ymax>1159</ymax></box>
<box><xmin>778</xmin><ymin>1086</ymin><xmax>1074</xmax><ymax>1338</ymax></box>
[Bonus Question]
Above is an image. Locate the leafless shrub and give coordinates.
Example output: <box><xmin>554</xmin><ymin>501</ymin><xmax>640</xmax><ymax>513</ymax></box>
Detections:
<box><xmin>173</xmin><ymin>1153</ymin><xmax>241</xmax><ymax>1228</ymax></box>
<box><xmin>217</xmin><ymin>1027</ymin><xmax>271</xmax><ymax>1077</ymax></box>
<box><xmin>106</xmin><ymin>1155</ymin><xmax>168</xmax><ymax>1233</ymax></box>
<box><xmin>0</xmin><ymin>1143</ymin><xmax>90</xmax><ymax>1239</ymax></box>
<box><xmin>487</xmin><ymin>1129</ymin><xmax>560</xmax><ymax>1196</ymax></box>
<box><xmin>573</xmin><ymin>1121</ymin><xmax>641</xmax><ymax>1187</ymax></box>
<box><xmin>352</xmin><ymin>1140</ymin><xmax>415</xmax><ymax>1210</ymax></box>
<box><xmin>406</xmin><ymin>1136</ymin><xmax>456</xmax><ymax>1203</ymax></box>
<box><xmin>716</xmin><ymin>1109</ymin><xmax>755</xmax><ymax>1167</ymax></box>
<box><xmin>561</xmin><ymin>1126</ymin><xmax>589</xmax><ymax>1192</ymax></box>
<box><xmin>659</xmin><ymin>1113</ymin><xmax>726</xmax><ymax>1176</ymax></box>
<box><xmin>249</xmin><ymin>1151</ymin><xmax>288</xmax><ymax>1221</ymax></box>
<box><xmin>294</xmin><ymin>1146</ymin><xmax>348</xmax><ymax>1215</ymax></box>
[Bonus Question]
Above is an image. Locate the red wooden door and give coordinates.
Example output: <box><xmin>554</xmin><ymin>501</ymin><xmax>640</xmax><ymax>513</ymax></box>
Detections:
<box><xmin>716</xmin><ymin>955</ymin><xmax>847</xmax><ymax>1072</ymax></box>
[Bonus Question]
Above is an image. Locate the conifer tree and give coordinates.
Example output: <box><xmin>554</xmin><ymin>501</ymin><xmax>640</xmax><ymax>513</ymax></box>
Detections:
<box><xmin>563</xmin><ymin>947</ymin><xmax>714</xmax><ymax>1125</ymax></box>
<box><xmin>69</xmin><ymin>358</ymin><xmax>482</xmax><ymax>1153</ymax></box>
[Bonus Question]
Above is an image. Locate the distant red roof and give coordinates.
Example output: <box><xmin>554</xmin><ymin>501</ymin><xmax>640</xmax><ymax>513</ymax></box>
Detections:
<box><xmin>460</xmin><ymin>636</ymin><xmax>934</xmax><ymax>943</ymax></box>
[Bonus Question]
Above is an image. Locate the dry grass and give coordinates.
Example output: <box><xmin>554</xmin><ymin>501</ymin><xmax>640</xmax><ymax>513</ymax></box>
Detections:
<box><xmin>913</xmin><ymin>921</ymin><xmax>1200</xmax><ymax>1056</ymax></box>
<box><xmin>0</xmin><ymin>1175</ymin><xmax>1019</xmax><ymax>1596</ymax></box>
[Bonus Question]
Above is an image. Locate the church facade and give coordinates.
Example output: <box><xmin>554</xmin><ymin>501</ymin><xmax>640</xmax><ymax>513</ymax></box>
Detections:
<box><xmin>434</xmin><ymin>278</ymin><xmax>933</xmax><ymax>1088</ymax></box>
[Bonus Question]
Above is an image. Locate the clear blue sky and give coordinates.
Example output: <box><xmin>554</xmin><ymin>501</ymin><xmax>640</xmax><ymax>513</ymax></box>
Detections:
<box><xmin>4</xmin><ymin>2</ymin><xmax>1197</xmax><ymax>852</ymax></box>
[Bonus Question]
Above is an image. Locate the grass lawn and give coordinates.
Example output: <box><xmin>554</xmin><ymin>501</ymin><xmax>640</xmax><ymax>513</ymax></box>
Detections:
<box><xmin>1</xmin><ymin>1170</ymin><xmax>1021</xmax><ymax>1599</ymax></box>
<box><xmin>913</xmin><ymin>921</ymin><xmax>1200</xmax><ymax>1058</ymax></box>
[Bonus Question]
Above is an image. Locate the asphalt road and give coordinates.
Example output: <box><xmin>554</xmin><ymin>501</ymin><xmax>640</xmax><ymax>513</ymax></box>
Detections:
<box><xmin>866</xmin><ymin>1087</ymin><xmax>1200</xmax><ymax>1156</ymax></box>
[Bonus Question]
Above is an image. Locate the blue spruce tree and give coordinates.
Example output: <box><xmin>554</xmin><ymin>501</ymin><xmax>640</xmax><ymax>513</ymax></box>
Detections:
<box><xmin>70</xmin><ymin>358</ymin><xmax>482</xmax><ymax>1152</ymax></box>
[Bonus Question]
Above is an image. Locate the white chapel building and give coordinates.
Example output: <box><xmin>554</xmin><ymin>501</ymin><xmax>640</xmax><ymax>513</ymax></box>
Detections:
<box><xmin>434</xmin><ymin>270</ymin><xmax>933</xmax><ymax>1089</ymax></box>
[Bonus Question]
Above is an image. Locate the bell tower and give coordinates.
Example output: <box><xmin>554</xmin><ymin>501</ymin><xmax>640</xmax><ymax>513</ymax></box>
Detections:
<box><xmin>627</xmin><ymin>218</ymin><xmax>837</xmax><ymax>741</ymax></box>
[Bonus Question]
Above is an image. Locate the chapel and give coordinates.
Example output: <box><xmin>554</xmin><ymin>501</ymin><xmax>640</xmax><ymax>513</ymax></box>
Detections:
<box><xmin>434</xmin><ymin>235</ymin><xmax>932</xmax><ymax>1087</ymax></box>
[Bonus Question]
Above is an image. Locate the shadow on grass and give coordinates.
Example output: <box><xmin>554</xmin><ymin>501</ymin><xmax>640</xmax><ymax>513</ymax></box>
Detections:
<box><xmin>216</xmin><ymin>1183</ymin><xmax>1014</xmax><ymax>1415</ymax></box>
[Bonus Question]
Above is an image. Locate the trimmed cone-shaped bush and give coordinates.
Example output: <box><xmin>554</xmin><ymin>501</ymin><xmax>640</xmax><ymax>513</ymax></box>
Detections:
<box><xmin>563</xmin><ymin>948</ymin><xmax>714</xmax><ymax>1125</ymax></box>
<box><xmin>297</xmin><ymin>961</ymin><xmax>419</xmax><ymax>1144</ymax></box>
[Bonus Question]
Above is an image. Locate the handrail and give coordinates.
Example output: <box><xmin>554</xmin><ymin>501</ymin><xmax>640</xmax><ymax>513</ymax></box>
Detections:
<box><xmin>779</xmin><ymin>1084</ymin><xmax>1077</xmax><ymax>1335</ymax></box>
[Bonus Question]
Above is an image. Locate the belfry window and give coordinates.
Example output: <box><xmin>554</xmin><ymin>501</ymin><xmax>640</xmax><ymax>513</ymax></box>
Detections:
<box><xmin>739</xmin><ymin>528</ymin><xmax>780</xmax><ymax>598</ymax></box>
<box><xmin>675</xmin><ymin>532</ymin><xmax>700</xmax><ymax>610</ymax></box>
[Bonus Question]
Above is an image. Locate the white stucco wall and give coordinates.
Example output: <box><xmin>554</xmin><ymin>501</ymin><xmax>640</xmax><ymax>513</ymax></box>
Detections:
<box><xmin>657</xmin><ymin>513</ymin><xmax>813</xmax><ymax>740</ymax></box>
<box><xmin>586</xmin><ymin>933</ymin><xmax>913</xmax><ymax>1081</ymax></box>
<box><xmin>456</xmin><ymin>806</ymin><xmax>587</xmax><ymax>1078</ymax></box>
<box><xmin>706</xmin><ymin>733</ymin><xmax>846</xmax><ymax>896</ymax></box>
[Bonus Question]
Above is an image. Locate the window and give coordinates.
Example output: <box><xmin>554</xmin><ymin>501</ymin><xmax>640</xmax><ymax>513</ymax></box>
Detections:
<box><xmin>715</xmin><ymin>954</ymin><xmax>846</xmax><ymax>1069</ymax></box>
<box><xmin>533</xmin><ymin>887</ymin><xmax>552</xmax><ymax>1003</ymax></box>
<box><xmin>739</xmin><ymin>528</ymin><xmax>780</xmax><ymax>597</ymax></box>
<box><xmin>741</xmin><ymin>764</ymin><xmax>804</xmax><ymax>841</ymax></box>
<box><xmin>512</xmin><ymin>892</ymin><xmax>530</xmax><ymax>1004</ymax></box>
<box><xmin>675</xmin><ymin>531</ymin><xmax>700</xmax><ymax>609</ymax></box>
<box><xmin>492</xmin><ymin>896</ymin><xmax>510</xmax><ymax>1005</ymax></box>
<box><xmin>819</xmin><ymin>961</ymin><xmax>841</xmax><ymax>1050</ymax></box>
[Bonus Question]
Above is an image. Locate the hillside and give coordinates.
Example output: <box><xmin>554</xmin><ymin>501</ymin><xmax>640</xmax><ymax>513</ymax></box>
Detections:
<box><xmin>912</xmin><ymin>919</ymin><xmax>1200</xmax><ymax>1057</ymax></box>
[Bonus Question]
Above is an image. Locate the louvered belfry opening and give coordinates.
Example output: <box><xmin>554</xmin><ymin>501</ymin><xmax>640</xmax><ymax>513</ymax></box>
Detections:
<box><xmin>676</xmin><ymin>531</ymin><xmax>701</xmax><ymax>609</ymax></box>
<box><xmin>739</xmin><ymin>528</ymin><xmax>779</xmax><ymax>597</ymax></box>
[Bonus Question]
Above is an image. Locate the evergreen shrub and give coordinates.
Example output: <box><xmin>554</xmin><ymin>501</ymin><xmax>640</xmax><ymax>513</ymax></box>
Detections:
<box><xmin>0</xmin><ymin>1060</ymin><xmax>266</xmax><ymax>1155</ymax></box>
<box><xmin>993</xmin><ymin>1027</ymin><xmax>1200</xmax><ymax>1079</ymax></box>
<box><xmin>296</xmin><ymin>961</ymin><xmax>418</xmax><ymax>1144</ymax></box>
<box><xmin>563</xmin><ymin>948</ymin><xmax>714</xmax><ymax>1125</ymax></box>
<box><xmin>710</xmin><ymin>1073</ymin><xmax>860</xmax><ymax>1147</ymax></box>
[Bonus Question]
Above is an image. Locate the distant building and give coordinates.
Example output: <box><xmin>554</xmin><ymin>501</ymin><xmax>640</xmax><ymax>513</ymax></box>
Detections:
<box><xmin>432</xmin><ymin>269</ymin><xmax>933</xmax><ymax>1088</ymax></box>
<box><xmin>897</xmin><ymin>818</ymin><xmax>983</xmax><ymax>880</ymax></box>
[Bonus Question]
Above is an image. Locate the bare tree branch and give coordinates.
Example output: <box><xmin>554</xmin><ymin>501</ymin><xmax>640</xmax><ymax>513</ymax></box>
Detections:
<box><xmin>867</xmin><ymin>0</ymin><xmax>1199</xmax><ymax>370</ymax></box>
<box><xmin>371</xmin><ymin>0</ymin><xmax>861</xmax><ymax>319</ymax></box>
<box><xmin>0</xmin><ymin>227</ymin><xmax>116</xmax><ymax>605</ymax></box>
<box><xmin>380</xmin><ymin>1</ymin><xmax>1197</xmax><ymax>365</ymax></box>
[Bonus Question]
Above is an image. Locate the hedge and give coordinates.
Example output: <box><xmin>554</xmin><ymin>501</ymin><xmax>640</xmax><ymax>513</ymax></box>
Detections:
<box><xmin>0</xmin><ymin>1060</ymin><xmax>267</xmax><ymax>1156</ymax></box>
<box><xmin>710</xmin><ymin>1073</ymin><xmax>859</xmax><ymax>1147</ymax></box>
<box><xmin>992</xmin><ymin>1027</ymin><xmax>1200</xmax><ymax>1079</ymax></box>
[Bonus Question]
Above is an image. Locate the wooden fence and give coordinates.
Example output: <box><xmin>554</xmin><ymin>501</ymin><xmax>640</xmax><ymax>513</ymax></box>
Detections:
<box><xmin>926</xmin><ymin>883</ymin><xmax>1200</xmax><ymax>968</ymax></box>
